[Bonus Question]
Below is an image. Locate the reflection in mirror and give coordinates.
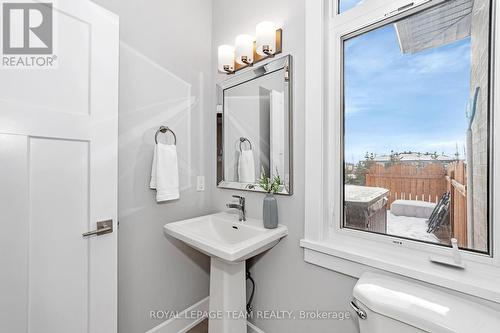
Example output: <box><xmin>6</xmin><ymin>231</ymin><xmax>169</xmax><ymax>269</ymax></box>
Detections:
<box><xmin>342</xmin><ymin>0</ymin><xmax>491</xmax><ymax>253</ymax></box>
<box><xmin>217</xmin><ymin>56</ymin><xmax>292</xmax><ymax>195</ymax></box>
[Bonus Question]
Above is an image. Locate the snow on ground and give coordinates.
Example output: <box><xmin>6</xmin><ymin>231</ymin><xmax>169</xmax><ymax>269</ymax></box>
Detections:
<box><xmin>387</xmin><ymin>211</ymin><xmax>439</xmax><ymax>243</ymax></box>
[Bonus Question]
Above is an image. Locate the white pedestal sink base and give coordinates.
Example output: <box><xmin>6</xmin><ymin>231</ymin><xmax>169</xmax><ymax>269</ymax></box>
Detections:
<box><xmin>164</xmin><ymin>213</ymin><xmax>288</xmax><ymax>333</ymax></box>
<box><xmin>208</xmin><ymin>258</ymin><xmax>247</xmax><ymax>333</ymax></box>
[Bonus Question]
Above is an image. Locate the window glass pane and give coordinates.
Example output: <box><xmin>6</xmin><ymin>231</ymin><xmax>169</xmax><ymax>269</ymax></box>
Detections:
<box><xmin>339</xmin><ymin>0</ymin><xmax>364</xmax><ymax>13</ymax></box>
<box><xmin>342</xmin><ymin>0</ymin><xmax>491</xmax><ymax>253</ymax></box>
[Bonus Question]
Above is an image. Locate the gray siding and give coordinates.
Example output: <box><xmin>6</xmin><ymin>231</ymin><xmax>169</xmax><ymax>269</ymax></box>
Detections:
<box><xmin>470</xmin><ymin>0</ymin><xmax>490</xmax><ymax>252</ymax></box>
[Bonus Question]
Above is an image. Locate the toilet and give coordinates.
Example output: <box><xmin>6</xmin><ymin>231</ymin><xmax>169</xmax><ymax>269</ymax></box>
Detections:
<box><xmin>352</xmin><ymin>272</ymin><xmax>500</xmax><ymax>333</ymax></box>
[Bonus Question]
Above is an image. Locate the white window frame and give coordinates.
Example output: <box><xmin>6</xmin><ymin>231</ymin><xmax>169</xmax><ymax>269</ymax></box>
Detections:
<box><xmin>302</xmin><ymin>0</ymin><xmax>500</xmax><ymax>303</ymax></box>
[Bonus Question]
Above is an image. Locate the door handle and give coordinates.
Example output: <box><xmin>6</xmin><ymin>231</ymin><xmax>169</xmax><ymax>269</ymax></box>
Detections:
<box><xmin>83</xmin><ymin>220</ymin><xmax>113</xmax><ymax>237</ymax></box>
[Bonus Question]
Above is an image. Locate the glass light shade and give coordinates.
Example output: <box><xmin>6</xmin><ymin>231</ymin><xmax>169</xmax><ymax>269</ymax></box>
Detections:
<box><xmin>235</xmin><ymin>34</ymin><xmax>254</xmax><ymax>65</ymax></box>
<box><xmin>256</xmin><ymin>21</ymin><xmax>277</xmax><ymax>56</ymax></box>
<box><xmin>218</xmin><ymin>45</ymin><xmax>235</xmax><ymax>72</ymax></box>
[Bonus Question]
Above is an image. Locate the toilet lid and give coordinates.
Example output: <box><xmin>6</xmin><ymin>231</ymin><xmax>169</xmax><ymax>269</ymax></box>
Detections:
<box><xmin>353</xmin><ymin>272</ymin><xmax>500</xmax><ymax>333</ymax></box>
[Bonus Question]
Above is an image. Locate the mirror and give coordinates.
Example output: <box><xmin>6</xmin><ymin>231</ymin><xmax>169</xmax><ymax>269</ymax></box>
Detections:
<box><xmin>217</xmin><ymin>55</ymin><xmax>292</xmax><ymax>195</ymax></box>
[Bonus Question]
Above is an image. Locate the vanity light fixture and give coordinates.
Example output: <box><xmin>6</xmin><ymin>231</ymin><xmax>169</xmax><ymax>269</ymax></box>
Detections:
<box><xmin>256</xmin><ymin>21</ymin><xmax>277</xmax><ymax>56</ymax></box>
<box><xmin>218</xmin><ymin>45</ymin><xmax>235</xmax><ymax>73</ymax></box>
<box><xmin>235</xmin><ymin>34</ymin><xmax>255</xmax><ymax>65</ymax></box>
<box><xmin>217</xmin><ymin>22</ymin><xmax>283</xmax><ymax>74</ymax></box>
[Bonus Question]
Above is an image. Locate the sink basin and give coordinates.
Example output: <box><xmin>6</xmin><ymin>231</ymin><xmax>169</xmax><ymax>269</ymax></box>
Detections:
<box><xmin>164</xmin><ymin>212</ymin><xmax>288</xmax><ymax>333</ymax></box>
<box><xmin>164</xmin><ymin>212</ymin><xmax>288</xmax><ymax>262</ymax></box>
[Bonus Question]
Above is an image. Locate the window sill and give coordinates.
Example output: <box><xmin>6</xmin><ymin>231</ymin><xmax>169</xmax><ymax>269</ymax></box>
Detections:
<box><xmin>300</xmin><ymin>238</ymin><xmax>500</xmax><ymax>304</ymax></box>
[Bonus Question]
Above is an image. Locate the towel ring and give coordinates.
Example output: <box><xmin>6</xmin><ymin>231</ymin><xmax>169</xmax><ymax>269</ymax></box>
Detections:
<box><xmin>239</xmin><ymin>137</ymin><xmax>252</xmax><ymax>152</ymax></box>
<box><xmin>155</xmin><ymin>126</ymin><xmax>177</xmax><ymax>145</ymax></box>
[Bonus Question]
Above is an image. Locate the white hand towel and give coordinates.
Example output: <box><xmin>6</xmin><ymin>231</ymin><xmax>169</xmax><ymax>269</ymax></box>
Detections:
<box><xmin>150</xmin><ymin>143</ymin><xmax>180</xmax><ymax>202</ymax></box>
<box><xmin>238</xmin><ymin>149</ymin><xmax>256</xmax><ymax>183</ymax></box>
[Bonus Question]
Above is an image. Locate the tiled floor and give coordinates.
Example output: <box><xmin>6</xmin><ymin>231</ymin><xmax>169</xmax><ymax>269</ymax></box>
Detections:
<box><xmin>187</xmin><ymin>319</ymin><xmax>208</xmax><ymax>333</ymax></box>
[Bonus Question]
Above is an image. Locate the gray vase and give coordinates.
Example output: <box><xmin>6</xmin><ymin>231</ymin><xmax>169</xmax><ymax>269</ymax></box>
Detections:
<box><xmin>263</xmin><ymin>193</ymin><xmax>278</xmax><ymax>229</ymax></box>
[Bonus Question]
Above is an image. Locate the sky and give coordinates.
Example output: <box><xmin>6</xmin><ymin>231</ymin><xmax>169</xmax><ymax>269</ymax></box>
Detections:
<box><xmin>339</xmin><ymin>0</ymin><xmax>364</xmax><ymax>13</ymax></box>
<box><xmin>344</xmin><ymin>22</ymin><xmax>471</xmax><ymax>164</ymax></box>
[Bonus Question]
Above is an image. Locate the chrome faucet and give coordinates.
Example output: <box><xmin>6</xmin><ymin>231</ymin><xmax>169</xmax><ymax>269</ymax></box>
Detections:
<box><xmin>226</xmin><ymin>195</ymin><xmax>246</xmax><ymax>222</ymax></box>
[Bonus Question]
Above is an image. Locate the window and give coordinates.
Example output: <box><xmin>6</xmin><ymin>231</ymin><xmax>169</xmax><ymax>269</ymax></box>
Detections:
<box><xmin>342</xmin><ymin>0</ymin><xmax>491</xmax><ymax>254</ymax></box>
<box><xmin>303</xmin><ymin>0</ymin><xmax>500</xmax><ymax>303</ymax></box>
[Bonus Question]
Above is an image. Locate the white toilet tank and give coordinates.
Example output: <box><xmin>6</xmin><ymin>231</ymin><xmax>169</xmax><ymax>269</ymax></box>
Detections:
<box><xmin>352</xmin><ymin>272</ymin><xmax>500</xmax><ymax>333</ymax></box>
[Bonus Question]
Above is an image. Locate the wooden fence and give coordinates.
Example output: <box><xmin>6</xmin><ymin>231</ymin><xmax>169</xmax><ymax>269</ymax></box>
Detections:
<box><xmin>365</xmin><ymin>162</ymin><xmax>468</xmax><ymax>247</ymax></box>
<box><xmin>446</xmin><ymin>161</ymin><xmax>468</xmax><ymax>247</ymax></box>
<box><xmin>366</xmin><ymin>163</ymin><xmax>448</xmax><ymax>207</ymax></box>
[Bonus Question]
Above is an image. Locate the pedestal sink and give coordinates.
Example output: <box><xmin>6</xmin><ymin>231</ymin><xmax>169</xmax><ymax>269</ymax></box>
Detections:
<box><xmin>164</xmin><ymin>212</ymin><xmax>288</xmax><ymax>333</ymax></box>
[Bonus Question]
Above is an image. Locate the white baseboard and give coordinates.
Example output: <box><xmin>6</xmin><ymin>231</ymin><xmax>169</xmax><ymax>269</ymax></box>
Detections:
<box><xmin>145</xmin><ymin>297</ymin><xmax>209</xmax><ymax>333</ymax></box>
<box><xmin>145</xmin><ymin>296</ymin><xmax>266</xmax><ymax>333</ymax></box>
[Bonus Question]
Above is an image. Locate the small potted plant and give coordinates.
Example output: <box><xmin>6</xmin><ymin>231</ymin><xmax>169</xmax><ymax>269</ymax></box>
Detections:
<box><xmin>259</xmin><ymin>168</ymin><xmax>282</xmax><ymax>229</ymax></box>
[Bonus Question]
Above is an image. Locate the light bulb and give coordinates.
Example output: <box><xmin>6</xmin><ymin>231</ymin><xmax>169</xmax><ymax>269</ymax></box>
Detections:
<box><xmin>218</xmin><ymin>45</ymin><xmax>235</xmax><ymax>73</ymax></box>
<box><xmin>235</xmin><ymin>34</ymin><xmax>254</xmax><ymax>65</ymax></box>
<box><xmin>256</xmin><ymin>21</ymin><xmax>277</xmax><ymax>56</ymax></box>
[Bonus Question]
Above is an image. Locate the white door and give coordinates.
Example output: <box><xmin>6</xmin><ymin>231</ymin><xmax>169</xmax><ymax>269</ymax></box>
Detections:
<box><xmin>270</xmin><ymin>90</ymin><xmax>285</xmax><ymax>178</ymax></box>
<box><xmin>0</xmin><ymin>1</ymin><xmax>119</xmax><ymax>332</ymax></box>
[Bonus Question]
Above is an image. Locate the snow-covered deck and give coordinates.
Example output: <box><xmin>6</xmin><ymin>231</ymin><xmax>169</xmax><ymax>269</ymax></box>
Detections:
<box><xmin>387</xmin><ymin>211</ymin><xmax>439</xmax><ymax>243</ymax></box>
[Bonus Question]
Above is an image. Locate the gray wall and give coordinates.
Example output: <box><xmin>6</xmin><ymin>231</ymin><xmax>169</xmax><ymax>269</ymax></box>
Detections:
<box><xmin>92</xmin><ymin>1</ymin><xmax>213</xmax><ymax>332</ymax></box>
<box><xmin>86</xmin><ymin>1</ymin><xmax>500</xmax><ymax>332</ymax></box>
<box><xmin>92</xmin><ymin>0</ymin><xmax>359</xmax><ymax>332</ymax></box>
<box><xmin>211</xmin><ymin>1</ymin><xmax>359</xmax><ymax>332</ymax></box>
